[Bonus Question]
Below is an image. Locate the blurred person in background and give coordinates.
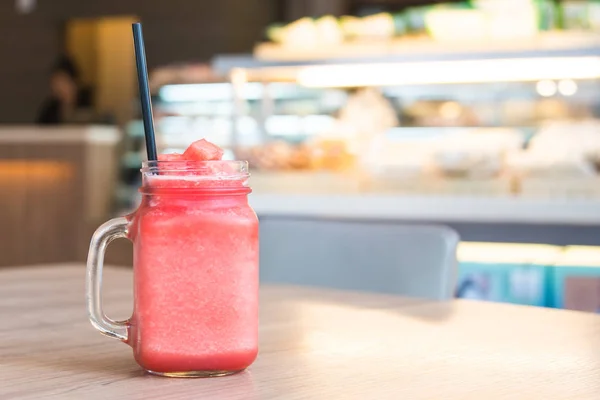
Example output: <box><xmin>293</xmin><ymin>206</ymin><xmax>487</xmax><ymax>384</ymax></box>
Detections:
<box><xmin>36</xmin><ymin>55</ymin><xmax>95</xmax><ymax>124</ymax></box>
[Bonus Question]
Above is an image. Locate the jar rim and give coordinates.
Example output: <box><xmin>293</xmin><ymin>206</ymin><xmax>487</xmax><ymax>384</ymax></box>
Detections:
<box><xmin>141</xmin><ymin>160</ymin><xmax>249</xmax><ymax>176</ymax></box>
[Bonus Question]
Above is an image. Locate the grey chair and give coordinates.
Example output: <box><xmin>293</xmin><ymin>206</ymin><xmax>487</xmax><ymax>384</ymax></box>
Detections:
<box><xmin>259</xmin><ymin>217</ymin><xmax>459</xmax><ymax>300</ymax></box>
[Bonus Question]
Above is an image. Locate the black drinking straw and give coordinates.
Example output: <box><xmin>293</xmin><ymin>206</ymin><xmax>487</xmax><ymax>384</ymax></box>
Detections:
<box><xmin>132</xmin><ymin>22</ymin><xmax>158</xmax><ymax>161</ymax></box>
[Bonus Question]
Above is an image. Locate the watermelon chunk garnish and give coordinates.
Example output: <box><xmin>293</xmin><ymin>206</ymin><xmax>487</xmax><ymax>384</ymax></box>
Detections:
<box><xmin>182</xmin><ymin>139</ymin><xmax>224</xmax><ymax>161</ymax></box>
<box><xmin>150</xmin><ymin>140</ymin><xmax>240</xmax><ymax>189</ymax></box>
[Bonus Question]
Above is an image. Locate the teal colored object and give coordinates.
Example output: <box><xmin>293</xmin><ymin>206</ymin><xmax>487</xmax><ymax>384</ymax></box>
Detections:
<box><xmin>457</xmin><ymin>262</ymin><xmax>549</xmax><ymax>307</ymax></box>
<box><xmin>404</xmin><ymin>6</ymin><xmax>431</xmax><ymax>33</ymax></box>
<box><xmin>457</xmin><ymin>243</ymin><xmax>561</xmax><ymax>307</ymax></box>
<box><xmin>457</xmin><ymin>262</ymin><xmax>508</xmax><ymax>303</ymax></box>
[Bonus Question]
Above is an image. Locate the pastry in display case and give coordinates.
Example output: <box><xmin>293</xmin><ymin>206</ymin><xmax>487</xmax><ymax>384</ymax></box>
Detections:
<box><xmin>506</xmin><ymin>119</ymin><xmax>600</xmax><ymax>198</ymax></box>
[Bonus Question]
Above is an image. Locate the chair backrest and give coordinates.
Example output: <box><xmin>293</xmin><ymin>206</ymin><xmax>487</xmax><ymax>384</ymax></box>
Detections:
<box><xmin>259</xmin><ymin>217</ymin><xmax>459</xmax><ymax>300</ymax></box>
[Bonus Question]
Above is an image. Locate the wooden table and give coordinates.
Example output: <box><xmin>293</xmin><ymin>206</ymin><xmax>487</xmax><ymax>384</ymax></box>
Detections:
<box><xmin>1</xmin><ymin>265</ymin><xmax>599</xmax><ymax>399</ymax></box>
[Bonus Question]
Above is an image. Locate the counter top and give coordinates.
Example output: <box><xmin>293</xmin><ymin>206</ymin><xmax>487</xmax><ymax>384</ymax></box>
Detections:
<box><xmin>250</xmin><ymin>193</ymin><xmax>600</xmax><ymax>225</ymax></box>
<box><xmin>0</xmin><ymin>125</ymin><xmax>120</xmax><ymax>144</ymax></box>
<box><xmin>2</xmin><ymin>265</ymin><xmax>599</xmax><ymax>399</ymax></box>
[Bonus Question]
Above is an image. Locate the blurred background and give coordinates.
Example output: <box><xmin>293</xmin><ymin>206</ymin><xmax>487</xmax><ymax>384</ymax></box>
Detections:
<box><xmin>2</xmin><ymin>0</ymin><xmax>600</xmax><ymax>312</ymax></box>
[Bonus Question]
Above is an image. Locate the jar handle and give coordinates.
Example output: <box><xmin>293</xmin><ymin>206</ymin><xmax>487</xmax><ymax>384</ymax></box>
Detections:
<box><xmin>86</xmin><ymin>217</ymin><xmax>130</xmax><ymax>342</ymax></box>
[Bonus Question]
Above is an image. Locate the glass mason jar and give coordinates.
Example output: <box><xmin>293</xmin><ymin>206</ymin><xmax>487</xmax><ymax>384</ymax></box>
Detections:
<box><xmin>86</xmin><ymin>160</ymin><xmax>259</xmax><ymax>377</ymax></box>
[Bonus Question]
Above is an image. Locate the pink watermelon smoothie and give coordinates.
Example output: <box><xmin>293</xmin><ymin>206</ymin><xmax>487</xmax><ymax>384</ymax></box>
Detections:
<box><xmin>128</xmin><ymin>140</ymin><xmax>259</xmax><ymax>374</ymax></box>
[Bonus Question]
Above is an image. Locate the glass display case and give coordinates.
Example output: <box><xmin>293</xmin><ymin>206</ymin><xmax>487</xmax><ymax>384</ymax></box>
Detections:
<box><xmin>117</xmin><ymin>33</ymin><xmax>600</xmax><ymax>211</ymax></box>
<box><xmin>221</xmin><ymin>34</ymin><xmax>600</xmax><ymax>197</ymax></box>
